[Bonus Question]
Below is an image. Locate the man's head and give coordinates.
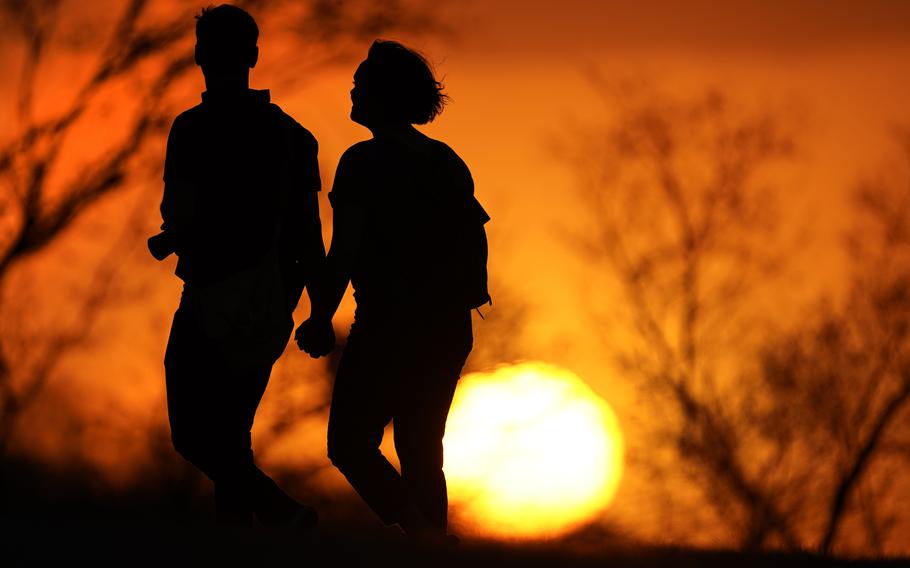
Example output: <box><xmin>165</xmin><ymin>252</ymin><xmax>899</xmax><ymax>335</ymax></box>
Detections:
<box><xmin>194</xmin><ymin>4</ymin><xmax>259</xmax><ymax>80</ymax></box>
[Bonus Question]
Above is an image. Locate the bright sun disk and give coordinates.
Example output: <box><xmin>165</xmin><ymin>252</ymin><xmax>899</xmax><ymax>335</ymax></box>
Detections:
<box><xmin>444</xmin><ymin>361</ymin><xmax>624</xmax><ymax>540</ymax></box>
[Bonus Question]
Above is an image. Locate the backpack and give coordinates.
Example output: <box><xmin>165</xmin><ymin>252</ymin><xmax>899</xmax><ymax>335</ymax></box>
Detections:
<box><xmin>452</xmin><ymin>195</ymin><xmax>492</xmax><ymax>313</ymax></box>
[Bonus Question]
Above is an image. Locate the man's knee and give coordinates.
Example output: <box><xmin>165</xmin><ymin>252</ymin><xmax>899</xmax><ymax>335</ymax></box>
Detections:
<box><xmin>170</xmin><ymin>426</ymin><xmax>217</xmax><ymax>464</ymax></box>
<box><xmin>172</xmin><ymin>429</ymin><xmax>255</xmax><ymax>483</ymax></box>
<box><xmin>171</xmin><ymin>428</ymin><xmax>205</xmax><ymax>466</ymax></box>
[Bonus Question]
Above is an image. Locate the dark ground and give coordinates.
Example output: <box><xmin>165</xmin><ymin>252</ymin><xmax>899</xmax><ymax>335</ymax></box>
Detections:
<box><xmin>7</xmin><ymin>517</ymin><xmax>909</xmax><ymax>568</ymax></box>
<box><xmin>2</xmin><ymin>456</ymin><xmax>908</xmax><ymax>568</ymax></box>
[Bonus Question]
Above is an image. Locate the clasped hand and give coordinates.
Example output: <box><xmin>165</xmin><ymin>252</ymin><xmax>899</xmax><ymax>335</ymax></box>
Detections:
<box><xmin>295</xmin><ymin>318</ymin><xmax>335</xmax><ymax>358</ymax></box>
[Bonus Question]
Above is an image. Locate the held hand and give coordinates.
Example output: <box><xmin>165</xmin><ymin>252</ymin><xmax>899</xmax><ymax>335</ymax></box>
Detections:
<box><xmin>295</xmin><ymin>318</ymin><xmax>335</xmax><ymax>358</ymax></box>
<box><xmin>147</xmin><ymin>232</ymin><xmax>176</xmax><ymax>261</ymax></box>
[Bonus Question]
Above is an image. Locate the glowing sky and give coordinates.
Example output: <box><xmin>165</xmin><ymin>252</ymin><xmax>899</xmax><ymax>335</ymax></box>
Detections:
<box><xmin>282</xmin><ymin>0</ymin><xmax>910</xmax><ymax>388</ymax></box>
<box><xmin>2</xmin><ymin>0</ymin><xmax>910</xmax><ymax>552</ymax></box>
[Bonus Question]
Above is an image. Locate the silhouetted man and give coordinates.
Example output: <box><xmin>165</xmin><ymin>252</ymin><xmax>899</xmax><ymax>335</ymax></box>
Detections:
<box><xmin>149</xmin><ymin>4</ymin><xmax>324</xmax><ymax>527</ymax></box>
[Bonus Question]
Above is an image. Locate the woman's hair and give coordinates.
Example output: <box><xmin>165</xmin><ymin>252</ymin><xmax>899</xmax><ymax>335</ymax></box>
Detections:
<box><xmin>359</xmin><ymin>40</ymin><xmax>449</xmax><ymax>125</ymax></box>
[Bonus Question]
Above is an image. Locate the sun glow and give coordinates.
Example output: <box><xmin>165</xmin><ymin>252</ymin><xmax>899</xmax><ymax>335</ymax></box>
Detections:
<box><xmin>444</xmin><ymin>361</ymin><xmax>624</xmax><ymax>540</ymax></box>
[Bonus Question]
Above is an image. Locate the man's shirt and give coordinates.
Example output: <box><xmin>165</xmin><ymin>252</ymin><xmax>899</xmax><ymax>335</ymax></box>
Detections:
<box><xmin>160</xmin><ymin>89</ymin><xmax>322</xmax><ymax>295</ymax></box>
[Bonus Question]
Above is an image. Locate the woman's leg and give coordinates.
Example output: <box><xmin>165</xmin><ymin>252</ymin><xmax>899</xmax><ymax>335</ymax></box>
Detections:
<box><xmin>326</xmin><ymin>329</ymin><xmax>403</xmax><ymax>525</ymax></box>
<box><xmin>393</xmin><ymin>312</ymin><xmax>472</xmax><ymax>533</ymax></box>
<box><xmin>393</xmin><ymin>371</ymin><xmax>460</xmax><ymax>532</ymax></box>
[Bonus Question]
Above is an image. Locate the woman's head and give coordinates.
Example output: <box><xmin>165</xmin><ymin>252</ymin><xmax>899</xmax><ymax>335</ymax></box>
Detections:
<box><xmin>351</xmin><ymin>40</ymin><xmax>448</xmax><ymax>127</ymax></box>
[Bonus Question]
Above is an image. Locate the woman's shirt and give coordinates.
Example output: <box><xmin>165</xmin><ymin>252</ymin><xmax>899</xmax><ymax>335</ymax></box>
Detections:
<box><xmin>328</xmin><ymin>135</ymin><xmax>487</xmax><ymax>316</ymax></box>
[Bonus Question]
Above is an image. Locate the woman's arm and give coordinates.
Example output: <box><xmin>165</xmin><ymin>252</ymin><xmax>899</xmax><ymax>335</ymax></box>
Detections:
<box><xmin>296</xmin><ymin>146</ymin><xmax>368</xmax><ymax>357</ymax></box>
<box><xmin>309</xmin><ymin>194</ymin><xmax>365</xmax><ymax>321</ymax></box>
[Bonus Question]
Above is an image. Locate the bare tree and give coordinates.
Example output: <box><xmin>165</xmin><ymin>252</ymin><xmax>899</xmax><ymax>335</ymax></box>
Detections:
<box><xmin>760</xmin><ymin>130</ymin><xmax>910</xmax><ymax>555</ymax></box>
<box><xmin>0</xmin><ymin>0</ymin><xmax>442</xmax><ymax>454</ymax></box>
<box><xmin>558</xmin><ymin>81</ymin><xmax>805</xmax><ymax>549</ymax></box>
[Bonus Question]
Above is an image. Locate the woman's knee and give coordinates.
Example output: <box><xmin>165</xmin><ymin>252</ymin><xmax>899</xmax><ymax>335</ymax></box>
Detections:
<box><xmin>327</xmin><ymin>426</ymin><xmax>390</xmax><ymax>475</ymax></box>
<box><xmin>327</xmin><ymin>429</ymin><xmax>364</xmax><ymax>470</ymax></box>
<box><xmin>395</xmin><ymin>432</ymin><xmax>445</xmax><ymax>473</ymax></box>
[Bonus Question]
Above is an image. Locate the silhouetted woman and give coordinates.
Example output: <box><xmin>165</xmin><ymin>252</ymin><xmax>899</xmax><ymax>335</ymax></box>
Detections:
<box><xmin>295</xmin><ymin>40</ymin><xmax>489</xmax><ymax>542</ymax></box>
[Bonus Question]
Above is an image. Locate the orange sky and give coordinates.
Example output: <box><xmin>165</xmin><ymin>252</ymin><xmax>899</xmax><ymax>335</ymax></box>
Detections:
<box><xmin>275</xmin><ymin>0</ymin><xmax>910</xmax><ymax>391</ymax></box>
<box><xmin>249</xmin><ymin>3</ymin><xmax>910</xmax><ymax>548</ymax></box>
<box><xmin>3</xmin><ymin>0</ymin><xmax>910</xmax><ymax>553</ymax></box>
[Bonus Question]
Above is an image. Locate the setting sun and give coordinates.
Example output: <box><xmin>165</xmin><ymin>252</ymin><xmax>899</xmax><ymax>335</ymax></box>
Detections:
<box><xmin>5</xmin><ymin>0</ymin><xmax>910</xmax><ymax>561</ymax></box>
<box><xmin>444</xmin><ymin>361</ymin><xmax>624</xmax><ymax>540</ymax></box>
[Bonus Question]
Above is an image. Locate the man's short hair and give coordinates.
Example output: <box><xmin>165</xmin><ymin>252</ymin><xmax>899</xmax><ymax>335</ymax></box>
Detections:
<box><xmin>195</xmin><ymin>4</ymin><xmax>259</xmax><ymax>69</ymax></box>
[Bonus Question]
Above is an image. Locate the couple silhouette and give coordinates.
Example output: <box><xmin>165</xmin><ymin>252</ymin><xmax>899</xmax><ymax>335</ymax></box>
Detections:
<box><xmin>148</xmin><ymin>4</ymin><xmax>490</xmax><ymax>544</ymax></box>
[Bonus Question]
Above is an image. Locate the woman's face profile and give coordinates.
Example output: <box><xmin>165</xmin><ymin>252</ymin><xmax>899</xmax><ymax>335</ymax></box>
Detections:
<box><xmin>350</xmin><ymin>61</ymin><xmax>373</xmax><ymax>127</ymax></box>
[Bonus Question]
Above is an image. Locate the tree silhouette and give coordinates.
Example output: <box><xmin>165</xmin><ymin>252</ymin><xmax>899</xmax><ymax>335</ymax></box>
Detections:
<box><xmin>759</xmin><ymin>130</ymin><xmax>910</xmax><ymax>555</ymax></box>
<box><xmin>0</xmin><ymin>0</ymin><xmax>442</xmax><ymax>454</ymax></box>
<box><xmin>558</xmin><ymin>81</ymin><xmax>803</xmax><ymax>549</ymax></box>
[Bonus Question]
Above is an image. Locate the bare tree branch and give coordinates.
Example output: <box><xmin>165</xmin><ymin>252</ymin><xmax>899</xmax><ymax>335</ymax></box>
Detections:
<box><xmin>561</xmin><ymin>83</ymin><xmax>801</xmax><ymax>549</ymax></box>
<box><xmin>0</xmin><ymin>0</ymin><xmax>444</xmax><ymax>457</ymax></box>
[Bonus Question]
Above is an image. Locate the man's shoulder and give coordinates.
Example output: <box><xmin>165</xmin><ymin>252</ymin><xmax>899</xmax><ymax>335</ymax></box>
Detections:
<box><xmin>267</xmin><ymin>103</ymin><xmax>317</xmax><ymax>150</ymax></box>
<box><xmin>173</xmin><ymin>103</ymin><xmax>205</xmax><ymax>126</ymax></box>
<box><xmin>168</xmin><ymin>104</ymin><xmax>206</xmax><ymax>140</ymax></box>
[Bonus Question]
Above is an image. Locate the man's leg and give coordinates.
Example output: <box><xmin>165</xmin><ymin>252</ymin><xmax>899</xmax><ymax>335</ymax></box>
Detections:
<box><xmin>230</xmin><ymin>359</ymin><xmax>314</xmax><ymax>526</ymax></box>
<box><xmin>165</xmin><ymin>303</ymin><xmax>220</xmax><ymax>477</ymax></box>
<box><xmin>326</xmin><ymin>329</ymin><xmax>403</xmax><ymax>525</ymax></box>
<box><xmin>164</xmin><ymin>296</ymin><xmax>301</xmax><ymax>525</ymax></box>
<box><xmin>209</xmin><ymin>359</ymin><xmax>271</xmax><ymax>524</ymax></box>
<box><xmin>165</xmin><ymin>302</ymin><xmax>254</xmax><ymax>523</ymax></box>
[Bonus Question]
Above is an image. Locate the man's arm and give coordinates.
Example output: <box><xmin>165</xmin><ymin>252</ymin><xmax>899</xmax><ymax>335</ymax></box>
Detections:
<box><xmin>149</xmin><ymin>116</ymin><xmax>194</xmax><ymax>260</ymax></box>
<box><xmin>282</xmin><ymin>124</ymin><xmax>325</xmax><ymax>310</ymax></box>
<box><xmin>290</xmin><ymin>188</ymin><xmax>325</xmax><ymax>310</ymax></box>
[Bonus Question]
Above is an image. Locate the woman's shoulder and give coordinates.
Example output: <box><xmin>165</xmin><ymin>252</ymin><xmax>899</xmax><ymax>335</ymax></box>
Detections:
<box><xmin>333</xmin><ymin>141</ymin><xmax>382</xmax><ymax>193</ymax></box>
<box><xmin>339</xmin><ymin>139</ymin><xmax>380</xmax><ymax>163</ymax></box>
<box><xmin>427</xmin><ymin>138</ymin><xmax>473</xmax><ymax>182</ymax></box>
